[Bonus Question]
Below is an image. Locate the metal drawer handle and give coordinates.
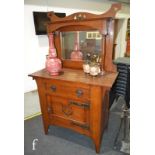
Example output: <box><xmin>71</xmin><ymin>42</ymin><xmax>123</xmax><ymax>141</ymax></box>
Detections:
<box><xmin>50</xmin><ymin>85</ymin><xmax>56</xmax><ymax>92</ymax></box>
<box><xmin>69</xmin><ymin>100</ymin><xmax>90</xmax><ymax>109</ymax></box>
<box><xmin>76</xmin><ymin>89</ymin><xmax>83</xmax><ymax>97</ymax></box>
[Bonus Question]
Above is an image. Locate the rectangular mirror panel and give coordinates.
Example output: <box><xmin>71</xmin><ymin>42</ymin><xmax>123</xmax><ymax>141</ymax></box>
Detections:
<box><xmin>61</xmin><ymin>31</ymin><xmax>102</xmax><ymax>61</ymax></box>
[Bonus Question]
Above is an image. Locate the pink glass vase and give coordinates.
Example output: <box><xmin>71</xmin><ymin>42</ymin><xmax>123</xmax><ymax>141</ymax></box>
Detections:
<box><xmin>45</xmin><ymin>33</ymin><xmax>62</xmax><ymax>75</ymax></box>
<box><xmin>70</xmin><ymin>31</ymin><xmax>83</xmax><ymax>60</ymax></box>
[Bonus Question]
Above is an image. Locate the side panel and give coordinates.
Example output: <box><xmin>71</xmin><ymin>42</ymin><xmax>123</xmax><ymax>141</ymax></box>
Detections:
<box><xmin>35</xmin><ymin>78</ymin><xmax>50</xmax><ymax>134</ymax></box>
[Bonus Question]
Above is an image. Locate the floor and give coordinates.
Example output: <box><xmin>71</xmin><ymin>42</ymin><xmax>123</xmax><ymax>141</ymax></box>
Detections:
<box><xmin>24</xmin><ymin>92</ymin><xmax>130</xmax><ymax>155</ymax></box>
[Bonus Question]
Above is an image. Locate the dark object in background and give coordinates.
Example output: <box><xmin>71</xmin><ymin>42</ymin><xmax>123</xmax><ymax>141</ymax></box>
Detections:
<box><xmin>110</xmin><ymin>57</ymin><xmax>130</xmax><ymax>108</ymax></box>
<box><xmin>33</xmin><ymin>12</ymin><xmax>66</xmax><ymax>35</ymax></box>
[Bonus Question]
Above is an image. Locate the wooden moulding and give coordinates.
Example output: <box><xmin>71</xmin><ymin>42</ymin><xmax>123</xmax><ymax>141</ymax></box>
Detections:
<box><xmin>46</xmin><ymin>3</ymin><xmax>121</xmax><ymax>33</ymax></box>
<box><xmin>47</xmin><ymin>3</ymin><xmax>121</xmax><ymax>24</ymax></box>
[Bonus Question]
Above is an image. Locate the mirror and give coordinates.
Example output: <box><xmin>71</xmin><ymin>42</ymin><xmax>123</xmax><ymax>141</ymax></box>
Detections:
<box><xmin>61</xmin><ymin>30</ymin><xmax>102</xmax><ymax>61</ymax></box>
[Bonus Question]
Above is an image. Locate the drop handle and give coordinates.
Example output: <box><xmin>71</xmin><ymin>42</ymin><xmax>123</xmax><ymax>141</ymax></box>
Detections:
<box><xmin>71</xmin><ymin>121</ymin><xmax>89</xmax><ymax>130</ymax></box>
<box><xmin>50</xmin><ymin>85</ymin><xmax>56</xmax><ymax>92</ymax></box>
<box><xmin>76</xmin><ymin>89</ymin><xmax>83</xmax><ymax>97</ymax></box>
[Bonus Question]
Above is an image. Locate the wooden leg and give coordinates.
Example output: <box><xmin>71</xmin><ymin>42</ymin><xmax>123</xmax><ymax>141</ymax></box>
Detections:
<box><xmin>90</xmin><ymin>86</ymin><xmax>105</xmax><ymax>153</ymax></box>
<box><xmin>40</xmin><ymin>111</ymin><xmax>49</xmax><ymax>135</ymax></box>
<box><xmin>104</xmin><ymin>120</ymin><xmax>109</xmax><ymax>130</ymax></box>
<box><xmin>40</xmin><ymin>114</ymin><xmax>49</xmax><ymax>135</ymax></box>
<box><xmin>36</xmin><ymin>79</ymin><xmax>50</xmax><ymax>135</ymax></box>
<box><xmin>104</xmin><ymin>90</ymin><xmax>110</xmax><ymax>130</ymax></box>
<box><xmin>43</xmin><ymin>122</ymin><xmax>49</xmax><ymax>135</ymax></box>
<box><xmin>92</xmin><ymin>137</ymin><xmax>101</xmax><ymax>153</ymax></box>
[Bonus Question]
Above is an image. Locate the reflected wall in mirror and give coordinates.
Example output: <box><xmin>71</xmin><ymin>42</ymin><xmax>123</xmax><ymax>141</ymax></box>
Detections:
<box><xmin>61</xmin><ymin>31</ymin><xmax>102</xmax><ymax>61</ymax></box>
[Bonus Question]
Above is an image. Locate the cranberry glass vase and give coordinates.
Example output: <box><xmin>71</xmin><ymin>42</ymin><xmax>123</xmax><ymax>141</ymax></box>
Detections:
<box><xmin>70</xmin><ymin>31</ymin><xmax>83</xmax><ymax>60</ymax></box>
<box><xmin>45</xmin><ymin>33</ymin><xmax>62</xmax><ymax>75</ymax></box>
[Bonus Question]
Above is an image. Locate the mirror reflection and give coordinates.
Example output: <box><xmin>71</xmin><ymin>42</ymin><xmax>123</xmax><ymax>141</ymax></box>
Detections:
<box><xmin>61</xmin><ymin>31</ymin><xmax>102</xmax><ymax>61</ymax></box>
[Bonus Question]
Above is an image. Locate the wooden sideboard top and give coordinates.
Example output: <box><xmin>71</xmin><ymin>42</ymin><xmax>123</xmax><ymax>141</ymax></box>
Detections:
<box><xmin>29</xmin><ymin>68</ymin><xmax>118</xmax><ymax>88</ymax></box>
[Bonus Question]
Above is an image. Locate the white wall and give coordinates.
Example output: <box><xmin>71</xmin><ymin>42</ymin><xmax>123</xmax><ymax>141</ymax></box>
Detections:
<box><xmin>24</xmin><ymin>5</ymin><xmax>48</xmax><ymax>92</ymax></box>
<box><xmin>25</xmin><ymin>0</ymin><xmax>130</xmax><ymax>16</ymax></box>
<box><xmin>24</xmin><ymin>2</ymin><xmax>129</xmax><ymax>92</ymax></box>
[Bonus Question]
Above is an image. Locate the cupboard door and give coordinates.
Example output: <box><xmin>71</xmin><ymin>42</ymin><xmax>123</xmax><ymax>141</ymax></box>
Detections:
<box><xmin>46</xmin><ymin>95</ymin><xmax>90</xmax><ymax>124</ymax></box>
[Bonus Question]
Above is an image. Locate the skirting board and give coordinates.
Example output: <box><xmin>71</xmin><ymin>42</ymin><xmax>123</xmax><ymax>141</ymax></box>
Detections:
<box><xmin>24</xmin><ymin>112</ymin><xmax>42</xmax><ymax>121</ymax></box>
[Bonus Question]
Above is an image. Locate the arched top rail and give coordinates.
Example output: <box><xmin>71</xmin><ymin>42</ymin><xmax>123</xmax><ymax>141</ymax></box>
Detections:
<box><xmin>47</xmin><ymin>3</ymin><xmax>121</xmax><ymax>24</ymax></box>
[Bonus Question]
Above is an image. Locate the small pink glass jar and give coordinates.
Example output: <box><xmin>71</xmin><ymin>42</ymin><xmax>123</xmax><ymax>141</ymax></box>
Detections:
<box><xmin>45</xmin><ymin>33</ymin><xmax>62</xmax><ymax>75</ymax></box>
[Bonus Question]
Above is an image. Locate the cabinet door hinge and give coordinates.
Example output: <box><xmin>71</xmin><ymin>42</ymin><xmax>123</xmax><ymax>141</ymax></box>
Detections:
<box><xmin>47</xmin><ymin>107</ymin><xmax>52</xmax><ymax>113</ymax></box>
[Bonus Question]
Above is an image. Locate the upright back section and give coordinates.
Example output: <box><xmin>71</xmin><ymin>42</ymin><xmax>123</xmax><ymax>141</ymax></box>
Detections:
<box><xmin>46</xmin><ymin>3</ymin><xmax>121</xmax><ymax>72</ymax></box>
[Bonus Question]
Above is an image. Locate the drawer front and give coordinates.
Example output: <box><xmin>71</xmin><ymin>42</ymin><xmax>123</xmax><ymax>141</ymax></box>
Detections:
<box><xmin>44</xmin><ymin>79</ymin><xmax>90</xmax><ymax>101</ymax></box>
<box><xmin>46</xmin><ymin>95</ymin><xmax>90</xmax><ymax>125</ymax></box>
<box><xmin>50</xmin><ymin>115</ymin><xmax>90</xmax><ymax>136</ymax></box>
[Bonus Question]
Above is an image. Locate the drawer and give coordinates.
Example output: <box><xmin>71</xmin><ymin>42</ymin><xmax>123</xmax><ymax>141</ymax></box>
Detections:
<box><xmin>50</xmin><ymin>115</ymin><xmax>90</xmax><ymax>136</ymax></box>
<box><xmin>44</xmin><ymin>79</ymin><xmax>90</xmax><ymax>101</ymax></box>
<box><xmin>46</xmin><ymin>95</ymin><xmax>90</xmax><ymax>125</ymax></box>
